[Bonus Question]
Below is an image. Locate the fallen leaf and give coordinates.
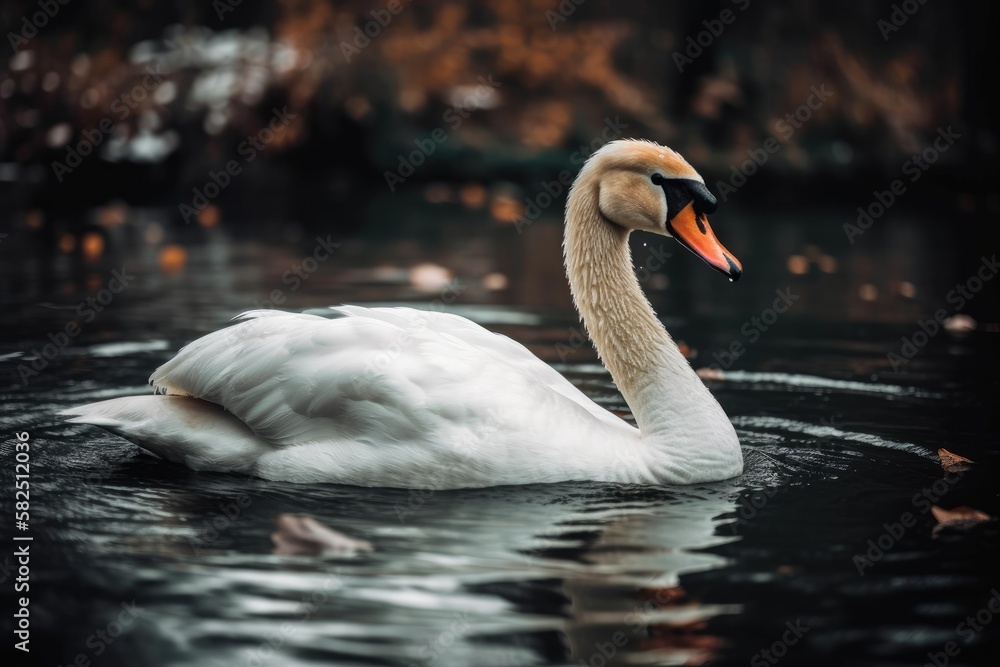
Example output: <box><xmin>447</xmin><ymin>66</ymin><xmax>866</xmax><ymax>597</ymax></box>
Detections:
<box><xmin>271</xmin><ymin>514</ymin><xmax>373</xmax><ymax>556</ymax></box>
<box><xmin>938</xmin><ymin>448</ymin><xmax>975</xmax><ymax>473</ymax></box>
<box><xmin>931</xmin><ymin>505</ymin><xmax>993</xmax><ymax>537</ymax></box>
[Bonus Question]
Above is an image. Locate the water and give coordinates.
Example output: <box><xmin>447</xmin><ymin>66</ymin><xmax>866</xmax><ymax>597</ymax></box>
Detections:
<box><xmin>1</xmin><ymin>221</ymin><xmax>998</xmax><ymax>667</ymax></box>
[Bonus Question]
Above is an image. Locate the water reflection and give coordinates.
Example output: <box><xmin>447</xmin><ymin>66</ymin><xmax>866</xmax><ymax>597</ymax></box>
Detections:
<box><xmin>558</xmin><ymin>489</ymin><xmax>739</xmax><ymax>666</ymax></box>
<box><xmin>56</xmin><ymin>447</ymin><xmax>743</xmax><ymax>667</ymax></box>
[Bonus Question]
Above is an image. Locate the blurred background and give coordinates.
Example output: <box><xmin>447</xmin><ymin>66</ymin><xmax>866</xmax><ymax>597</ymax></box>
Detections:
<box><xmin>1</xmin><ymin>0</ymin><xmax>997</xmax><ymax>331</ymax></box>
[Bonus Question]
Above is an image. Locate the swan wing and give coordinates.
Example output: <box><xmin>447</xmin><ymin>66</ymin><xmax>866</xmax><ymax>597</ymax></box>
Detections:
<box><xmin>326</xmin><ymin>306</ymin><xmax>623</xmax><ymax>428</ymax></box>
<box><xmin>149</xmin><ymin>307</ymin><xmax>626</xmax><ymax>452</ymax></box>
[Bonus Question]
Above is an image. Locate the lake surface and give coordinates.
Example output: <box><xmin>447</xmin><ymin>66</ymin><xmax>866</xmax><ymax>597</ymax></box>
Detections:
<box><xmin>1</xmin><ymin>216</ymin><xmax>998</xmax><ymax>667</ymax></box>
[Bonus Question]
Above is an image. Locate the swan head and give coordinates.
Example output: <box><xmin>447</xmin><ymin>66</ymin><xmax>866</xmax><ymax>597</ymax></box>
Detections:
<box><xmin>581</xmin><ymin>139</ymin><xmax>743</xmax><ymax>281</ymax></box>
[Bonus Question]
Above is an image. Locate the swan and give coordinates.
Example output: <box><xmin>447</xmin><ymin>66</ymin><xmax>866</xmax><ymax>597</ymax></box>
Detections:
<box><xmin>62</xmin><ymin>139</ymin><xmax>744</xmax><ymax>488</ymax></box>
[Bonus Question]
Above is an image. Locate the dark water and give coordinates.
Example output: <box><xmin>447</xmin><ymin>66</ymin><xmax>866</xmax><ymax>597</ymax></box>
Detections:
<box><xmin>1</xmin><ymin>218</ymin><xmax>999</xmax><ymax>667</ymax></box>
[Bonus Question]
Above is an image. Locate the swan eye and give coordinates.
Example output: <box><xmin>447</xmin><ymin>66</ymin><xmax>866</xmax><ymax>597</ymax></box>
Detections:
<box><xmin>651</xmin><ymin>173</ymin><xmax>666</xmax><ymax>185</ymax></box>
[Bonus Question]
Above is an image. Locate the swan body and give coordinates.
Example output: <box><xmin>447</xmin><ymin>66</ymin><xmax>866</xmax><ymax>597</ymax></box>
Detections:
<box><xmin>64</xmin><ymin>140</ymin><xmax>745</xmax><ymax>488</ymax></box>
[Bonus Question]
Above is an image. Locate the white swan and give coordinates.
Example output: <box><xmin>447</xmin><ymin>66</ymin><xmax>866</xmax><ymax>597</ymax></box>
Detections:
<box><xmin>63</xmin><ymin>139</ymin><xmax>744</xmax><ymax>488</ymax></box>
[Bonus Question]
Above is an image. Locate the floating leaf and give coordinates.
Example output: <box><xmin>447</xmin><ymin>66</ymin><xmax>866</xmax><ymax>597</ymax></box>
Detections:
<box><xmin>931</xmin><ymin>505</ymin><xmax>993</xmax><ymax>537</ymax></box>
<box><xmin>938</xmin><ymin>448</ymin><xmax>974</xmax><ymax>473</ymax></box>
<box><xmin>271</xmin><ymin>514</ymin><xmax>373</xmax><ymax>556</ymax></box>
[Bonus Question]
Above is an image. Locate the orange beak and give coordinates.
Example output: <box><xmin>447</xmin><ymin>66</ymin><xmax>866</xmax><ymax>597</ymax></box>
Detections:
<box><xmin>667</xmin><ymin>201</ymin><xmax>743</xmax><ymax>281</ymax></box>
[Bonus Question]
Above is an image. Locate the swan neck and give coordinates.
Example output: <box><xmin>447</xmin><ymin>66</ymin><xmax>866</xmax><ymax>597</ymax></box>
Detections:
<box><xmin>563</xmin><ymin>180</ymin><xmax>694</xmax><ymax>433</ymax></box>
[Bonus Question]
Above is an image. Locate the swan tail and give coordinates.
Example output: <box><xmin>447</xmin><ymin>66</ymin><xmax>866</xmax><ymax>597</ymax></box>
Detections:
<box><xmin>60</xmin><ymin>395</ymin><xmax>272</xmax><ymax>474</ymax></box>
